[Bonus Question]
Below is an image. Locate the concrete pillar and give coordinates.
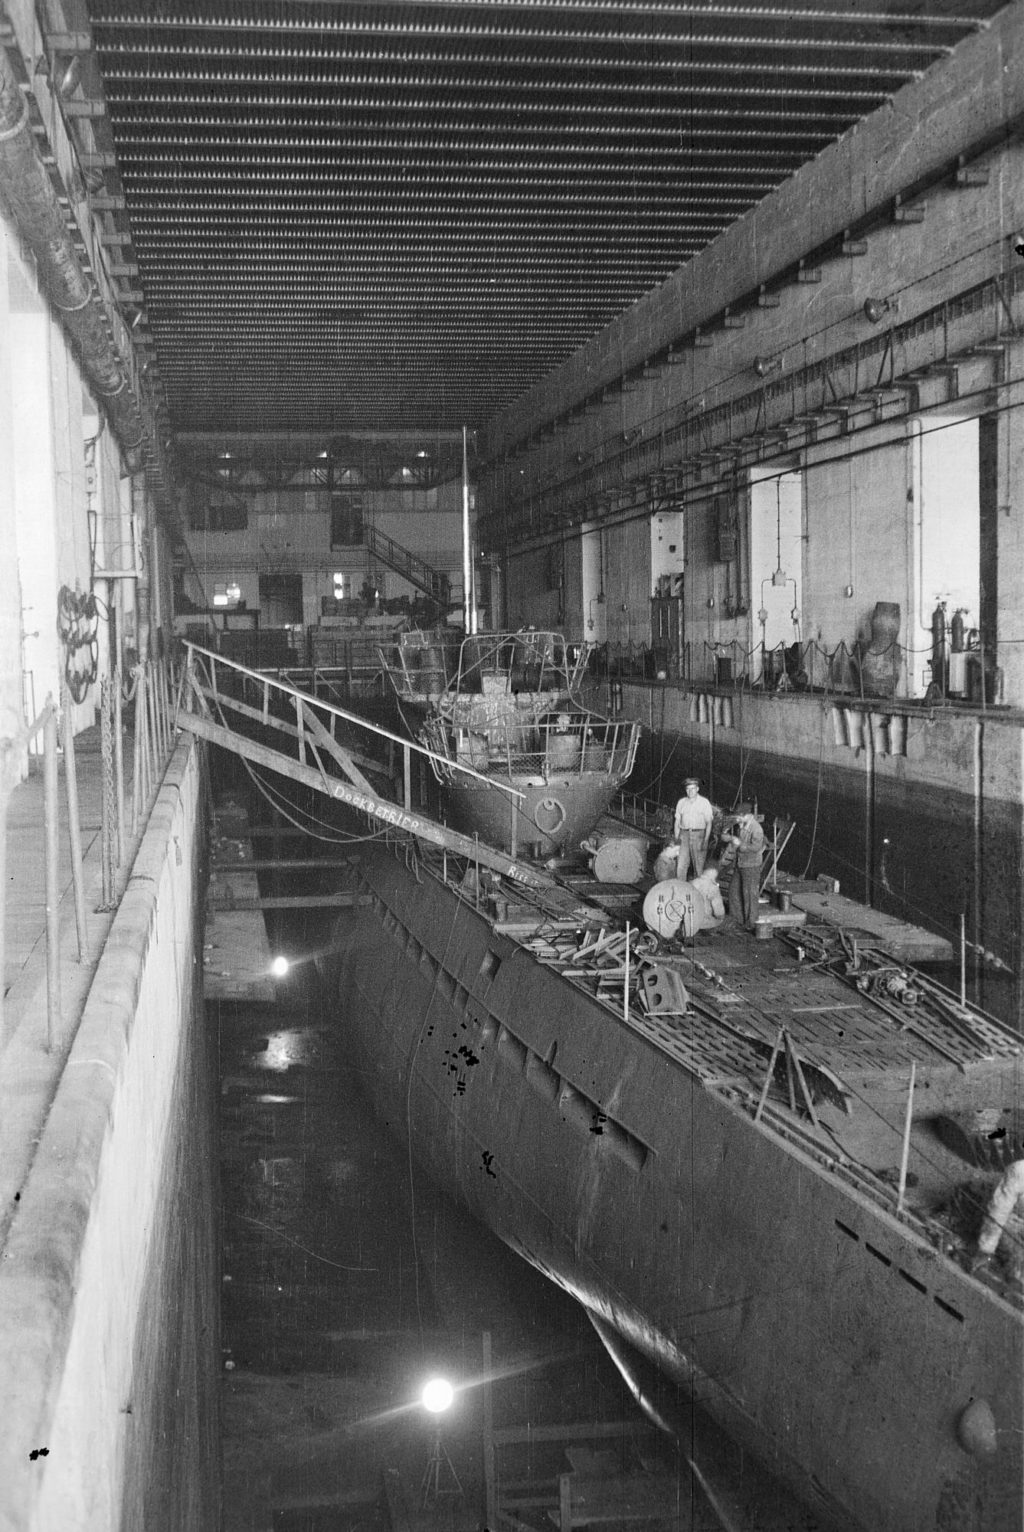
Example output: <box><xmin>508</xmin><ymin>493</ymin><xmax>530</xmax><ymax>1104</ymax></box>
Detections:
<box><xmin>0</xmin><ymin>228</ymin><xmax>25</xmax><ymax>744</ymax></box>
<box><xmin>10</xmin><ymin>255</ymin><xmax>59</xmax><ymax>729</ymax></box>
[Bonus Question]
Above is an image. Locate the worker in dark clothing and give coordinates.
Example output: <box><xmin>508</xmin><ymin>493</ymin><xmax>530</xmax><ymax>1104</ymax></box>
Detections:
<box><xmin>724</xmin><ymin>803</ymin><xmax>765</xmax><ymax>931</ymax></box>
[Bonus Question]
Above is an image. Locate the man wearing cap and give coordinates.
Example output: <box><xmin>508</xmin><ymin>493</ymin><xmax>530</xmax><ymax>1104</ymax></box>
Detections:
<box><xmin>725</xmin><ymin>804</ymin><xmax>766</xmax><ymax>931</ymax></box>
<box><xmin>673</xmin><ymin>777</ymin><xmax>714</xmax><ymax>880</ymax></box>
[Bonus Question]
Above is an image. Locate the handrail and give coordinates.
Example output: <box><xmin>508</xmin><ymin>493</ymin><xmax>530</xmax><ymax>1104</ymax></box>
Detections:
<box><xmin>182</xmin><ymin>643</ymin><xmax>523</xmax><ymax>802</ymax></box>
<box><xmin>1</xmin><ymin>655</ymin><xmax>180</xmax><ymax>1058</ymax></box>
<box><xmin>365</xmin><ymin>525</ymin><xmax>450</xmax><ymax>603</ymax></box>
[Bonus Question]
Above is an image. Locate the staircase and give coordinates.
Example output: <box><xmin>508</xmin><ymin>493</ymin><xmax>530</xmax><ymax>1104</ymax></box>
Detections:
<box><xmin>364</xmin><ymin>525</ymin><xmax>452</xmax><ymax>610</ymax></box>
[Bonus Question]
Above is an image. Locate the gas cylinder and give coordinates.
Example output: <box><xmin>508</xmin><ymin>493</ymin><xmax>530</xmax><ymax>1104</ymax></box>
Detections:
<box><xmin>931</xmin><ymin>601</ymin><xmax>947</xmax><ymax>651</ymax></box>
<box><xmin>931</xmin><ymin>601</ymin><xmax>948</xmax><ymax>691</ymax></box>
<box><xmin>951</xmin><ymin>608</ymin><xmax>966</xmax><ymax>653</ymax></box>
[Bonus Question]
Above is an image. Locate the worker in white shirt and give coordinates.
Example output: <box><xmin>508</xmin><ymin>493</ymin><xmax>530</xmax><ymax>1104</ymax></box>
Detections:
<box><xmin>673</xmin><ymin>777</ymin><xmax>714</xmax><ymax>879</ymax></box>
<box><xmin>972</xmin><ymin>1157</ymin><xmax>1024</xmax><ymax>1282</ymax></box>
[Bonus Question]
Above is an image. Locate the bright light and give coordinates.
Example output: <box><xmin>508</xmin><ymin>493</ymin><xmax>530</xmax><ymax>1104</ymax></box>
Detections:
<box><xmin>421</xmin><ymin>1378</ymin><xmax>454</xmax><ymax>1414</ymax></box>
<box><xmin>270</xmin><ymin>955</ymin><xmax>290</xmax><ymax>978</ymax></box>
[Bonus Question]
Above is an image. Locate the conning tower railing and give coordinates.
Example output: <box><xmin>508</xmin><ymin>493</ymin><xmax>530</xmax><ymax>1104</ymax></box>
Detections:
<box><xmin>421</xmin><ymin>709</ymin><xmax>640</xmax><ymax>789</ymax></box>
<box><xmin>380</xmin><ymin>630</ymin><xmax>591</xmax><ymax>703</ymax></box>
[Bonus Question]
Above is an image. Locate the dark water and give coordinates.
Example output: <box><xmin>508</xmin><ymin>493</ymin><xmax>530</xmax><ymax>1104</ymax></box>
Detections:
<box><xmin>215</xmin><ymin>965</ymin><xmax>642</xmax><ymax>1531</ymax></box>
<box><xmin>215</xmin><ymin>904</ymin><xmax>828</xmax><ymax>1532</ymax></box>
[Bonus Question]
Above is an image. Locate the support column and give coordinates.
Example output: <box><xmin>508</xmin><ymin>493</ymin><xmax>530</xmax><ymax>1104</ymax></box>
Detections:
<box><xmin>994</xmin><ymin>345</ymin><xmax>1024</xmax><ymax>707</ymax></box>
<box><xmin>991</xmin><ymin>344</ymin><xmax>1024</xmax><ymax>1032</ymax></box>
<box><xmin>0</xmin><ymin>229</ymin><xmax>24</xmax><ymax>747</ymax></box>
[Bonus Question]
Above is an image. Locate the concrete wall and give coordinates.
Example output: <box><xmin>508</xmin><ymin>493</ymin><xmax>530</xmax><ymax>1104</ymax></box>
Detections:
<box><xmin>504</xmin><ymin>543</ymin><xmax>561</xmax><ymax>631</ymax></box>
<box><xmin>0</xmin><ymin>218</ymin><xmax>158</xmax><ymax>746</ymax></box>
<box><xmin>0</xmin><ymin>227</ymin><xmax>24</xmax><ymax>748</ymax></box>
<box><xmin>0</xmin><ymin>737</ymin><xmax>220</xmax><ymax>1531</ymax></box>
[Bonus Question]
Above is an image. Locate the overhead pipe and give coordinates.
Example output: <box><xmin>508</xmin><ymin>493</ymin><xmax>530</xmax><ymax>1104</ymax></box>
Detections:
<box><xmin>0</xmin><ymin>38</ymin><xmax>146</xmax><ymax>472</ymax></box>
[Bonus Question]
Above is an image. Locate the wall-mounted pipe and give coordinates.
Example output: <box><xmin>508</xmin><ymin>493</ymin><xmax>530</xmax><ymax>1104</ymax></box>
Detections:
<box><xmin>0</xmin><ymin>41</ymin><xmax>145</xmax><ymax>472</ymax></box>
<box><xmin>132</xmin><ymin>477</ymin><xmax>150</xmax><ymax>664</ymax></box>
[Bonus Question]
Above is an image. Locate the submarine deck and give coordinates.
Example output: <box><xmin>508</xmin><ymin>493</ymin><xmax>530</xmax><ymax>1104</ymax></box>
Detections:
<box><xmin>383</xmin><ymin>838</ymin><xmax>1023</xmax><ymax>1296</ymax></box>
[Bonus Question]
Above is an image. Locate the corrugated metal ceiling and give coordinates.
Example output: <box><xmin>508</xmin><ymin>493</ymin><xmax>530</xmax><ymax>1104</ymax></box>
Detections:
<box><xmin>83</xmin><ymin>0</ymin><xmax>1002</xmax><ymax>438</ymax></box>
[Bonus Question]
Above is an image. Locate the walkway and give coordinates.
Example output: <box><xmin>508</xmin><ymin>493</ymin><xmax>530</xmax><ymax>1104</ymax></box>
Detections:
<box><xmin>0</xmin><ymin>703</ymin><xmax>172</xmax><ymax>1253</ymax></box>
<box><xmin>3</xmin><ymin>726</ymin><xmax>118</xmax><ymax>1046</ymax></box>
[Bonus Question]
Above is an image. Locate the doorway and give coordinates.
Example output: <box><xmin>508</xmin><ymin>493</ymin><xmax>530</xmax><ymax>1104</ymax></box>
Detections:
<box><xmin>259</xmin><ymin>572</ymin><xmax>303</xmax><ymax>628</ymax></box>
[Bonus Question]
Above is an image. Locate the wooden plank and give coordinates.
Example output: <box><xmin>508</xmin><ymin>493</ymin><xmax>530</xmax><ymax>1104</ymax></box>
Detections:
<box><xmin>210</xmin><ymin>857</ymin><xmax>358</xmax><ymax>871</ymax></box>
<box><xmin>189</xmin><ymin>675</ymin><xmax>385</xmax><ymax>776</ymax></box>
<box><xmin>492</xmin><ymin>1420</ymin><xmax>644</xmax><ymax>1447</ymax></box>
<box><xmin>186</xmin><ymin>653</ymin><xmax>521</xmax><ymax>799</ymax></box>
<box><xmin>178</xmin><ymin>709</ymin><xmax>554</xmax><ymax>889</ymax></box>
<box><xmin>789</xmin><ymin>890</ymin><xmax>952</xmax><ymax>962</ymax></box>
<box><xmin>558</xmin><ymin>1473</ymin><xmax>572</xmax><ymax>1532</ymax></box>
<box><xmin>206</xmin><ymin>892</ymin><xmax>373</xmax><ymax>911</ymax></box>
<box><xmin>302</xmin><ymin>702</ymin><xmax>378</xmax><ymax>795</ymax></box>
<box><xmin>221</xmin><ymin>825</ymin><xmax>308</xmax><ymax>839</ymax></box>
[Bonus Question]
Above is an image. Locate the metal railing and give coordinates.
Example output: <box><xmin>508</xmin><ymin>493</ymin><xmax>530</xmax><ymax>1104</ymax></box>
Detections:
<box><xmin>179</xmin><ymin>644</ymin><xmax>567</xmax><ymax>888</ymax></box>
<box><xmin>0</xmin><ymin>657</ymin><xmax>179</xmax><ymax>1053</ymax></box>
<box><xmin>364</xmin><ymin>524</ymin><xmax>450</xmax><ymax>606</ymax></box>
<box><xmin>264</xmin><ymin>661</ymin><xmax>385</xmax><ymax>704</ymax></box>
<box><xmin>419</xmin><ymin>710</ymin><xmax>640</xmax><ymax>788</ymax></box>
<box><xmin>381</xmin><ymin>630</ymin><xmax>591</xmax><ymax>703</ymax></box>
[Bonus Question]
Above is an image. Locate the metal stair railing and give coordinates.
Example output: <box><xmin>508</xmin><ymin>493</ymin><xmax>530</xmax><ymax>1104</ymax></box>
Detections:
<box><xmin>364</xmin><ymin>524</ymin><xmax>450</xmax><ymax>606</ymax></box>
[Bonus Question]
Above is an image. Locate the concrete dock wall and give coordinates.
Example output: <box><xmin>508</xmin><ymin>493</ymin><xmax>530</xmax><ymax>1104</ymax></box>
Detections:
<box><xmin>0</xmin><ymin>737</ymin><xmax>219</xmax><ymax>1531</ymax></box>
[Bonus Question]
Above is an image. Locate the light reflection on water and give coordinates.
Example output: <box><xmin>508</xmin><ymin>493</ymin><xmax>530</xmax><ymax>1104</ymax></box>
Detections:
<box><xmin>250</xmin><ymin>1028</ymin><xmax>320</xmax><ymax>1072</ymax></box>
<box><xmin>220</xmin><ymin>982</ymin><xmax>829</xmax><ymax>1532</ymax></box>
